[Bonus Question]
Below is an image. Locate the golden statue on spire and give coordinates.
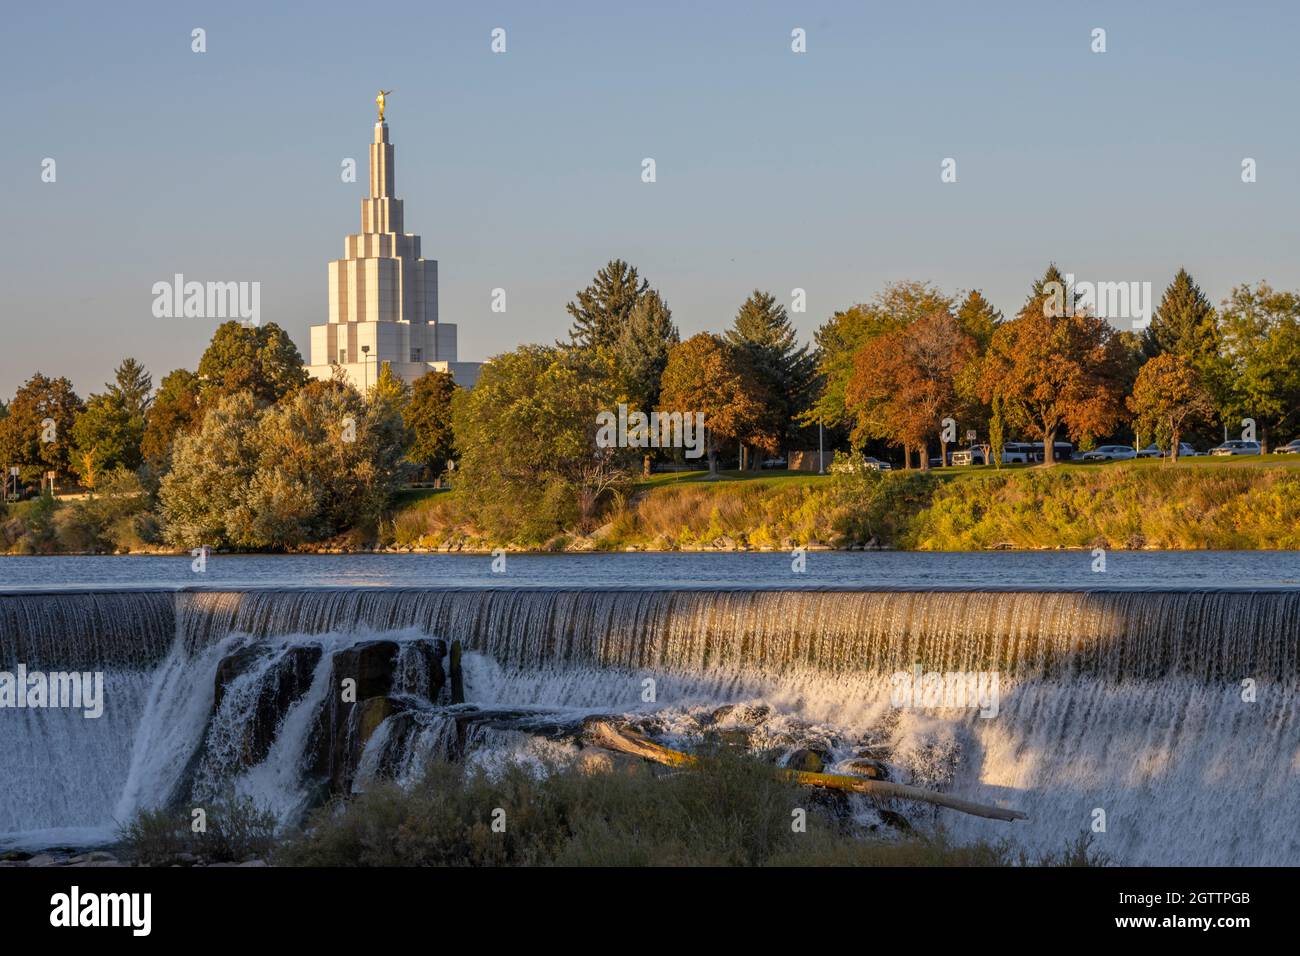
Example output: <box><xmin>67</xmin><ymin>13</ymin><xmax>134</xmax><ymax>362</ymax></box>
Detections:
<box><xmin>376</xmin><ymin>89</ymin><xmax>393</xmax><ymax>122</ymax></box>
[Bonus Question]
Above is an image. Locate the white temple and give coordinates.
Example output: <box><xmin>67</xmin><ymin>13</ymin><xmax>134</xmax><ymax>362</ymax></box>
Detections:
<box><xmin>305</xmin><ymin>103</ymin><xmax>481</xmax><ymax>389</ymax></box>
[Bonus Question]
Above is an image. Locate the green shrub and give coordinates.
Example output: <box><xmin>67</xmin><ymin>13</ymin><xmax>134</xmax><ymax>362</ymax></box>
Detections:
<box><xmin>118</xmin><ymin>794</ymin><xmax>278</xmax><ymax>866</ymax></box>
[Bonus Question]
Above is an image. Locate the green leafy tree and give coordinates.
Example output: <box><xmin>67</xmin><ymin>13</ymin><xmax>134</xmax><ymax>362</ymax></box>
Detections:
<box><xmin>197</xmin><ymin>321</ymin><xmax>308</xmax><ymax>404</ymax></box>
<box><xmin>1213</xmin><ymin>282</ymin><xmax>1300</xmax><ymax>451</ymax></box>
<box><xmin>987</xmin><ymin>394</ymin><xmax>1005</xmax><ymax>468</ymax></box>
<box><xmin>565</xmin><ymin>259</ymin><xmax>650</xmax><ymax>351</ymax></box>
<box><xmin>160</xmin><ymin>386</ymin><xmax>410</xmax><ymax>549</ymax></box>
<box><xmin>404</xmin><ymin>371</ymin><xmax>459</xmax><ymax>478</ymax></box>
<box><xmin>158</xmin><ymin>392</ymin><xmax>261</xmax><ymax>547</ymax></box>
<box><xmin>452</xmin><ymin>346</ymin><xmax>630</xmax><ymax>542</ymax></box>
<box><xmin>71</xmin><ymin>396</ymin><xmax>138</xmax><ymax>484</ymax></box>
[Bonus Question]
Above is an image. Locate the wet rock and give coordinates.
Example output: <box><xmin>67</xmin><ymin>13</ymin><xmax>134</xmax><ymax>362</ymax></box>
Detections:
<box><xmin>304</xmin><ymin>638</ymin><xmax>452</xmax><ymax>794</ymax></box>
<box><xmin>710</xmin><ymin>703</ymin><xmax>772</xmax><ymax>726</ymax></box>
<box><xmin>332</xmin><ymin>640</ymin><xmax>402</xmax><ymax>701</ymax></box>
<box><xmin>879</xmin><ymin>809</ymin><xmax>913</xmax><ymax>833</ymax></box>
<box><xmin>213</xmin><ymin>643</ymin><xmax>323</xmax><ymax>768</ymax></box>
<box><xmin>323</xmin><ymin>695</ymin><xmax>408</xmax><ymax>793</ymax></box>
<box><xmin>784</xmin><ymin>748</ymin><xmax>833</xmax><ymax>774</ymax></box>
<box><xmin>707</xmin><ymin>728</ymin><xmax>752</xmax><ymax>748</ymax></box>
<box><xmin>845</xmin><ymin>758</ymin><xmax>890</xmax><ymax>780</ymax></box>
<box><xmin>396</xmin><ymin>638</ymin><xmax>448</xmax><ymax>702</ymax></box>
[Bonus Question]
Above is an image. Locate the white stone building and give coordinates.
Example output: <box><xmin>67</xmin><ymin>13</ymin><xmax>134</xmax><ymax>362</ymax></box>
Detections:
<box><xmin>305</xmin><ymin>113</ymin><xmax>481</xmax><ymax>389</ymax></box>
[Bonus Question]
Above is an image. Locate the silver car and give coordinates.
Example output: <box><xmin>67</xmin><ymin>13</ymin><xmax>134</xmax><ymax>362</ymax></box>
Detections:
<box><xmin>1082</xmin><ymin>445</ymin><xmax>1137</xmax><ymax>461</ymax></box>
<box><xmin>1210</xmin><ymin>440</ymin><xmax>1261</xmax><ymax>456</ymax></box>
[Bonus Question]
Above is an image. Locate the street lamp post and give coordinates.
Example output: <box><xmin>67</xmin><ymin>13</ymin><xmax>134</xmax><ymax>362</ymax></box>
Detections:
<box><xmin>361</xmin><ymin>344</ymin><xmax>371</xmax><ymax>392</ymax></box>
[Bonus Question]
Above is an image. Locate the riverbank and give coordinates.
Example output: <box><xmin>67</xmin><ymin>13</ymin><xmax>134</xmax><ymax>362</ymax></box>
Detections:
<box><xmin>390</xmin><ymin>457</ymin><xmax>1300</xmax><ymax>553</ymax></box>
<box><xmin>4</xmin><ymin>457</ymin><xmax>1299</xmax><ymax>555</ymax></box>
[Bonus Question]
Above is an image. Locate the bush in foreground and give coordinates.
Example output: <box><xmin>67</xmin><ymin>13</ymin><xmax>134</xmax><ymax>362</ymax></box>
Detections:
<box><xmin>117</xmin><ymin>794</ymin><xmax>278</xmax><ymax>866</ymax></box>
<box><xmin>274</xmin><ymin>751</ymin><xmax>1106</xmax><ymax>867</ymax></box>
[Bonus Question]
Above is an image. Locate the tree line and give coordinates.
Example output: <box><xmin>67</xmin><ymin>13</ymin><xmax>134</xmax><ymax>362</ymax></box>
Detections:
<box><xmin>1</xmin><ymin>260</ymin><xmax>1297</xmax><ymax>550</ymax></box>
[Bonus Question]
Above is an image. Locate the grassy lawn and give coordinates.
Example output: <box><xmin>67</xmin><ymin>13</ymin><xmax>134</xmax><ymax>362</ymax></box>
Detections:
<box><xmin>632</xmin><ymin>469</ymin><xmax>828</xmax><ymax>491</ymax></box>
<box><xmin>392</xmin><ymin>486</ymin><xmax>451</xmax><ymax>508</ymax></box>
<box><xmin>630</xmin><ymin>456</ymin><xmax>1300</xmax><ymax>490</ymax></box>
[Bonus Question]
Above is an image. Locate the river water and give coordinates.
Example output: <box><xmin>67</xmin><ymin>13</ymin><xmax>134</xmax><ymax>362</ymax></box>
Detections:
<box><xmin>3</xmin><ymin>552</ymin><xmax>1298</xmax><ymax>865</ymax></box>
<box><xmin>2</xmin><ymin>550</ymin><xmax>1299</xmax><ymax>590</ymax></box>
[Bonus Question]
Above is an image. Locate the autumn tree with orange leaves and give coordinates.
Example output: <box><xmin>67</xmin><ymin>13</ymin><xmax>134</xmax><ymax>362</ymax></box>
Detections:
<box><xmin>977</xmin><ymin>266</ymin><xmax>1129</xmax><ymax>466</ymax></box>
<box><xmin>1127</xmin><ymin>353</ymin><xmax>1215</xmax><ymax>462</ymax></box>
<box><xmin>659</xmin><ymin>333</ymin><xmax>774</xmax><ymax>474</ymax></box>
<box><xmin>845</xmin><ymin>310</ymin><xmax>977</xmax><ymax>470</ymax></box>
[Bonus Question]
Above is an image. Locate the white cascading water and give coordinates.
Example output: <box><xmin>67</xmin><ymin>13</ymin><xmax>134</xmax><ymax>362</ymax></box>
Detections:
<box><xmin>1</xmin><ymin>587</ymin><xmax>1297</xmax><ymax>864</ymax></box>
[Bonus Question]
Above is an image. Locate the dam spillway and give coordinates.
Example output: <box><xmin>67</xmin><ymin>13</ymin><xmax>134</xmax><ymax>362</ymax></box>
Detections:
<box><xmin>2</xmin><ymin>586</ymin><xmax>1297</xmax><ymax>864</ymax></box>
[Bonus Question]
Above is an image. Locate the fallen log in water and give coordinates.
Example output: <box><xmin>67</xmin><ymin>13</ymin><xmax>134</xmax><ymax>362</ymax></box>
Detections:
<box><xmin>584</xmin><ymin>720</ymin><xmax>1028</xmax><ymax>823</ymax></box>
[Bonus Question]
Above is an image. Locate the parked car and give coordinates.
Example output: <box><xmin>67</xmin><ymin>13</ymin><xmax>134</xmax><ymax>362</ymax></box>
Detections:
<box><xmin>1029</xmin><ymin>441</ymin><xmax>1075</xmax><ymax>463</ymax></box>
<box><xmin>862</xmin><ymin>456</ymin><xmax>893</xmax><ymax>472</ymax></box>
<box><xmin>1273</xmin><ymin>440</ymin><xmax>1300</xmax><ymax>455</ymax></box>
<box><xmin>998</xmin><ymin>441</ymin><xmax>1073</xmax><ymax>464</ymax></box>
<box><xmin>761</xmin><ymin>457</ymin><xmax>787</xmax><ymax>469</ymax></box>
<box><xmin>951</xmin><ymin>447</ymin><xmax>986</xmax><ymax>466</ymax></box>
<box><xmin>1137</xmin><ymin>443</ymin><xmax>1199</xmax><ymax>458</ymax></box>
<box><xmin>1210</xmin><ymin>440</ymin><xmax>1261</xmax><ymax>456</ymax></box>
<box><xmin>1081</xmin><ymin>445</ymin><xmax>1137</xmax><ymax>461</ymax></box>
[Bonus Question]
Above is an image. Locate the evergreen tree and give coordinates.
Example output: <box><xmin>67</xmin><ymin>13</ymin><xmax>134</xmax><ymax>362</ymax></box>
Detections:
<box><xmin>70</xmin><ymin>358</ymin><xmax>154</xmax><ymax>482</ymax></box>
<box><xmin>565</xmin><ymin>259</ymin><xmax>650</xmax><ymax>350</ymax></box>
<box><xmin>954</xmin><ymin>290</ymin><xmax>1002</xmax><ymax>352</ymax></box>
<box><xmin>725</xmin><ymin>290</ymin><xmax>816</xmax><ymax>453</ymax></box>
<box><xmin>1143</xmin><ymin>268</ymin><xmax>1218</xmax><ymax>361</ymax></box>
<box><xmin>1031</xmin><ymin>263</ymin><xmax>1068</xmax><ymax>301</ymax></box>
<box><xmin>109</xmin><ymin>357</ymin><xmax>153</xmax><ymax>419</ymax></box>
<box><xmin>614</xmin><ymin>289</ymin><xmax>679</xmax><ymax>411</ymax></box>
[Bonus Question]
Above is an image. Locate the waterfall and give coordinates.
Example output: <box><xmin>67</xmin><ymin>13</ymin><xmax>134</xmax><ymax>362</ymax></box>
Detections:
<box><xmin>2</xmin><ymin>587</ymin><xmax>1297</xmax><ymax>864</ymax></box>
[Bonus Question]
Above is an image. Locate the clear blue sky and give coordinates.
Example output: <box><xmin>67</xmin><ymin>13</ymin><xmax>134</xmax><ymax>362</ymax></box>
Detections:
<box><xmin>3</xmin><ymin>0</ymin><xmax>1298</xmax><ymax>397</ymax></box>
